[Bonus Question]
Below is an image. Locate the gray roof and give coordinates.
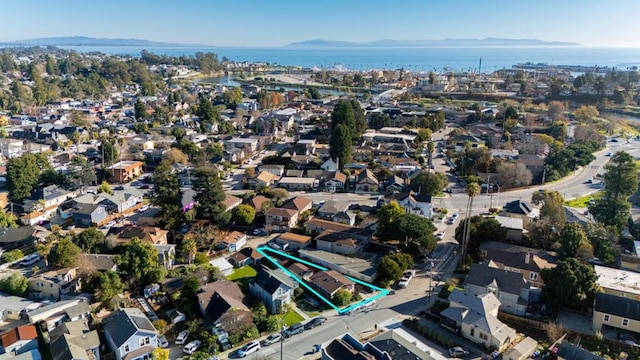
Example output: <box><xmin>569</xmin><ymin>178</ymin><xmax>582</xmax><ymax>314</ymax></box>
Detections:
<box><xmin>0</xmin><ymin>293</ymin><xmax>38</xmax><ymax>312</ymax></box>
<box><xmin>594</xmin><ymin>293</ymin><xmax>640</xmax><ymax>321</ymax></box>
<box><xmin>0</xmin><ymin>227</ymin><xmax>35</xmax><ymax>244</ymax></box>
<box><xmin>442</xmin><ymin>289</ymin><xmax>512</xmax><ymax>341</ymax></box>
<box><xmin>103</xmin><ymin>308</ymin><xmax>157</xmax><ymax>348</ymax></box>
<box><xmin>318</xmin><ymin>200</ymin><xmax>349</xmax><ymax>215</ymax></box>
<box><xmin>556</xmin><ymin>341</ymin><xmax>604</xmax><ymax>360</ymax></box>
<box><xmin>464</xmin><ymin>263</ymin><xmax>528</xmax><ymax>296</ymax></box>
<box><xmin>494</xmin><ymin>216</ymin><xmax>523</xmax><ymax>231</ymax></box>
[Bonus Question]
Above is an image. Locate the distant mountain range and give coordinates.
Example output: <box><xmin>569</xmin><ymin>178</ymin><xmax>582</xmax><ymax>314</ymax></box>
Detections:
<box><xmin>5</xmin><ymin>36</ymin><xmax>191</xmax><ymax>47</ymax></box>
<box><xmin>286</xmin><ymin>38</ymin><xmax>581</xmax><ymax>48</ymax></box>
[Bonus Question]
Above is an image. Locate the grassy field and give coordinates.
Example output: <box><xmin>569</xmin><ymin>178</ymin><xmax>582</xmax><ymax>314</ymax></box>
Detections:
<box><xmin>282</xmin><ymin>308</ymin><xmax>304</xmax><ymax>326</ymax></box>
<box><xmin>565</xmin><ymin>191</ymin><xmax>603</xmax><ymax>208</ymax></box>
<box><xmin>226</xmin><ymin>266</ymin><xmax>257</xmax><ymax>281</ymax></box>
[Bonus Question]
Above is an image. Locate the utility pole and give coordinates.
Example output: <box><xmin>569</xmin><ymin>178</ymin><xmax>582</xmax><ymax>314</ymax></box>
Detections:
<box><xmin>280</xmin><ymin>324</ymin><xmax>286</xmax><ymax>360</ymax></box>
<box><xmin>427</xmin><ymin>261</ymin><xmax>434</xmax><ymax>306</ymax></box>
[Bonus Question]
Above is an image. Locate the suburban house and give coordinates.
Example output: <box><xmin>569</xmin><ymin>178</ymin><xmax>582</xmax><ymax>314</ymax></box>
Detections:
<box><xmin>382</xmin><ymin>192</ymin><xmax>432</xmax><ymax>218</ymax></box>
<box><xmin>228</xmin><ymin>247</ymin><xmax>263</xmax><ymax>268</ymax></box>
<box><xmin>0</xmin><ymin>325</ymin><xmax>38</xmax><ymax>356</ymax></box>
<box><xmin>223</xmin><ymin>137</ymin><xmax>259</xmax><ymax>153</ymax></box>
<box><xmin>320</xmin><ymin>159</ymin><xmax>338</xmax><ymax>172</ymax></box>
<box><xmin>0</xmin><ymin>227</ymin><xmax>37</xmax><ymax>253</ymax></box>
<box><xmin>298</xmin><ymin>249</ymin><xmax>378</xmax><ymax>283</ymax></box>
<box><xmin>321</xmin><ymin>330</ymin><xmax>443</xmax><ymax>360</ymax></box>
<box><xmin>480</xmin><ymin>242</ymin><xmax>556</xmax><ymax>288</ymax></box>
<box><xmin>28</xmin><ymin>268</ymin><xmax>80</xmax><ymax>301</ymax></box>
<box><xmin>153</xmin><ymin>244</ymin><xmax>177</xmax><ymax>270</ymax></box>
<box><xmin>249</xmin><ymin>266</ymin><xmax>298</xmax><ymax>314</ymax></box>
<box><xmin>273</xmin><ymin>232</ymin><xmax>312</xmax><ymax>251</ymax></box>
<box><xmin>500</xmin><ymin>200</ymin><xmax>539</xmax><ymax>228</ymax></box>
<box><xmin>282</xmin><ymin>196</ymin><xmax>313</xmax><ymax>214</ymax></box>
<box><xmin>0</xmin><ymin>294</ymin><xmax>40</xmax><ymax>321</ymax></box>
<box><xmin>287</xmin><ymin>263</ymin><xmax>314</xmax><ymax>281</ymax></box>
<box><xmin>277</xmin><ymin>177</ymin><xmax>318</xmax><ymax>191</ymax></box>
<box><xmin>324</xmin><ymin>172</ymin><xmax>347</xmax><ymax>192</ymax></box>
<box><xmin>464</xmin><ymin>262</ymin><xmax>532</xmax><ymax>316</ymax></box>
<box><xmin>258</xmin><ymin>164</ymin><xmax>285</xmax><ymax>177</ymax></box>
<box><xmin>593</xmin><ymin>293</ymin><xmax>640</xmax><ymax>334</ymax></box>
<box><xmin>333</xmin><ymin>211</ymin><xmax>356</xmax><ymax>226</ymax></box>
<box><xmin>72</xmin><ymin>204</ymin><xmax>108</xmax><ymax>227</ymax></box>
<box><xmin>265</xmin><ymin>207</ymin><xmax>299</xmax><ymax>233</ymax></box>
<box><xmin>209</xmin><ymin>258</ymin><xmax>234</xmax><ymax>277</ymax></box>
<box><xmin>450</xmin><ymin>134</ymin><xmax>485</xmax><ymax>152</ymax></box>
<box><xmin>22</xmin><ymin>185</ymin><xmax>75</xmax><ymax>223</ymax></box>
<box><xmin>224</xmin><ymin>194</ymin><xmax>243</xmax><ymax>212</ymax></box>
<box><xmin>317</xmin><ymin>200</ymin><xmax>350</xmax><ymax>221</ymax></box>
<box><xmin>594</xmin><ymin>265</ymin><xmax>640</xmax><ymax>301</ymax></box>
<box><xmin>196</xmin><ymin>280</ymin><xmax>253</xmax><ymax>330</ymax></box>
<box><xmin>440</xmin><ymin>289</ymin><xmax>517</xmax><ymax>352</ymax></box>
<box><xmin>49</xmin><ymin>319</ymin><xmax>100</xmax><ymax>360</ymax></box>
<box><xmin>494</xmin><ymin>216</ymin><xmax>524</xmax><ymax>243</ymax></box>
<box><xmin>107</xmin><ymin>161</ymin><xmax>144</xmax><ymax>183</ymax></box>
<box><xmin>621</xmin><ymin>240</ymin><xmax>640</xmax><ymax>273</ymax></box>
<box><xmin>26</xmin><ymin>299</ymin><xmax>88</xmax><ymax>327</ymax></box>
<box><xmin>315</xmin><ymin>230</ymin><xmax>368</xmax><ymax>255</ymax></box>
<box><xmin>100</xmin><ymin>191</ymin><xmax>143</xmax><ymax>214</ymax></box>
<box><xmin>354</xmin><ymin>170</ymin><xmax>379</xmax><ymax>194</ymax></box>
<box><xmin>248</xmin><ymin>171</ymin><xmax>280</xmax><ymax>188</ymax></box>
<box><xmin>309</xmin><ymin>270</ymin><xmax>355</xmax><ymax>300</ymax></box>
<box><xmin>113</xmin><ymin>226</ymin><xmax>168</xmax><ymax>245</ymax></box>
<box><xmin>77</xmin><ymin>254</ymin><xmax>117</xmax><ymax>272</ymax></box>
<box><xmin>103</xmin><ymin>308</ymin><xmax>158</xmax><ymax>360</ymax></box>
<box><xmin>247</xmin><ymin>195</ymin><xmax>271</xmax><ymax>213</ymax></box>
<box><xmin>502</xmin><ymin>337</ymin><xmax>538</xmax><ymax>360</ymax></box>
<box><xmin>554</xmin><ymin>341</ymin><xmax>604</xmax><ymax>360</ymax></box>
<box><xmin>222</xmin><ymin>231</ymin><xmax>247</xmax><ymax>252</ymax></box>
<box><xmin>304</xmin><ymin>218</ymin><xmax>374</xmax><ymax>243</ymax></box>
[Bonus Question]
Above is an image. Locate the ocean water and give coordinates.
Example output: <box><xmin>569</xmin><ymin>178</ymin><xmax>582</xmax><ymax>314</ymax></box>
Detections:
<box><xmin>60</xmin><ymin>46</ymin><xmax>640</xmax><ymax>72</ymax></box>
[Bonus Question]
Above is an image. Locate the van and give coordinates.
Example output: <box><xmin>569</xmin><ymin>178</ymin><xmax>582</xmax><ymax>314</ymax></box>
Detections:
<box><xmin>19</xmin><ymin>254</ymin><xmax>40</xmax><ymax>267</ymax></box>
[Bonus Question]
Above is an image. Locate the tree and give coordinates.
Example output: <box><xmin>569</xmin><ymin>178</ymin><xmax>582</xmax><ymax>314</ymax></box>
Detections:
<box><xmin>331</xmin><ymin>100</ymin><xmax>356</xmax><ymax>138</ymax></box>
<box><xmin>0</xmin><ymin>272</ymin><xmax>28</xmax><ymax>296</ymax></box>
<box><xmin>415</xmin><ymin>128</ymin><xmax>432</xmax><ymax>143</ymax></box>
<box><xmin>531</xmin><ymin>190</ymin><xmax>565</xmax><ymax>223</ymax></box>
<box><xmin>541</xmin><ymin>258</ymin><xmax>598</xmax><ymax>311</ymax></box>
<box><xmin>0</xmin><ymin>208</ymin><xmax>18</xmax><ymax>228</ymax></box>
<box><xmin>397</xmin><ymin>214</ymin><xmax>436</xmax><ymax>241</ymax></box>
<box><xmin>332</xmin><ymin>289</ymin><xmax>352</xmax><ymax>307</ymax></box>
<box><xmin>223</xmin><ymin>87</ymin><xmax>243</xmax><ymax>107</ymax></box>
<box><xmin>73</xmin><ymin>227</ymin><xmax>105</xmax><ymax>253</ymax></box>
<box><xmin>410</xmin><ymin>172</ymin><xmax>448</xmax><ymax>196</ymax></box>
<box><xmin>1</xmin><ymin>249</ymin><xmax>23</xmax><ymax>263</ymax></box>
<box><xmin>192</xmin><ymin>167</ymin><xmax>230</xmax><ymax>225</ymax></box>
<box><xmin>329</xmin><ymin>124</ymin><xmax>352</xmax><ymax>170</ymax></box>
<box><xmin>196</xmin><ymin>96</ymin><xmax>218</xmax><ymax>123</ymax></box>
<box><xmin>377</xmin><ymin>256</ymin><xmax>403</xmax><ymax>283</ymax></box>
<box><xmin>590</xmin><ymin>151</ymin><xmax>638</xmax><ymax>229</ymax></box>
<box><xmin>376</xmin><ymin>202</ymin><xmax>405</xmax><ymax>240</ymax></box>
<box><xmin>134</xmin><ymin>99</ymin><xmax>148</xmax><ymax>119</ymax></box>
<box><xmin>231</xmin><ymin>204</ymin><xmax>256</xmax><ymax>225</ymax></box>
<box><xmin>496</xmin><ymin>161</ymin><xmax>533</xmax><ymax>188</ymax></box>
<box><xmin>153</xmin><ymin>319</ymin><xmax>168</xmax><ymax>335</ymax></box>
<box><xmin>558</xmin><ymin>222</ymin><xmax>589</xmax><ymax>260</ymax></box>
<box><xmin>547</xmin><ymin>101</ymin><xmax>567</xmax><ymax>121</ymax></box>
<box><xmin>460</xmin><ymin>183</ymin><xmax>481</xmax><ymax>266</ymax></box>
<box><xmin>114</xmin><ymin>237</ymin><xmax>167</xmax><ymax>286</ymax></box>
<box><xmin>49</xmin><ymin>238</ymin><xmax>81</xmax><ymax>267</ymax></box>
<box><xmin>368</xmin><ymin>112</ymin><xmax>391</xmax><ymax>129</ymax></box>
<box><xmin>98</xmin><ymin>270</ymin><xmax>125</xmax><ymax>303</ymax></box>
<box><xmin>150</xmin><ymin>160</ymin><xmax>184</xmax><ymax>233</ymax></box>
<box><xmin>386</xmin><ymin>253</ymin><xmax>414</xmax><ymax>271</ymax></box>
<box><xmin>455</xmin><ymin>216</ymin><xmax>506</xmax><ymax>259</ymax></box>
<box><xmin>244</xmin><ymin>167</ymin><xmax>256</xmax><ymax>178</ymax></box>
<box><xmin>97</xmin><ymin>181</ymin><xmax>113</xmax><ymax>195</ymax></box>
<box><xmin>165</xmin><ymin>148</ymin><xmax>188</xmax><ymax>165</ymax></box>
<box><xmin>584</xmin><ymin>223</ymin><xmax>617</xmax><ymax>265</ymax></box>
<box><xmin>100</xmin><ymin>138</ymin><xmax>118</xmax><ymax>166</ymax></box>
<box><xmin>181</xmin><ymin>237</ymin><xmax>197</xmax><ymax>265</ymax></box>
<box><xmin>151</xmin><ymin>347</ymin><xmax>170</xmax><ymax>360</ymax></box>
<box><xmin>573</xmin><ymin>105</ymin><xmax>599</xmax><ymax>122</ymax></box>
<box><xmin>6</xmin><ymin>153</ymin><xmax>51</xmax><ymax>201</ymax></box>
<box><xmin>35</xmin><ymin>243</ymin><xmax>52</xmax><ymax>266</ymax></box>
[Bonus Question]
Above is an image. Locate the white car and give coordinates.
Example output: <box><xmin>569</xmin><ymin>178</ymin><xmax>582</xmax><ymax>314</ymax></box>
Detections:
<box><xmin>19</xmin><ymin>254</ymin><xmax>41</xmax><ymax>267</ymax></box>
<box><xmin>158</xmin><ymin>336</ymin><xmax>169</xmax><ymax>348</ymax></box>
<box><xmin>183</xmin><ymin>340</ymin><xmax>202</xmax><ymax>355</ymax></box>
<box><xmin>435</xmin><ymin>231</ymin><xmax>445</xmax><ymax>240</ymax></box>
<box><xmin>103</xmin><ymin>220</ymin><xmax>117</xmax><ymax>228</ymax></box>
<box><xmin>137</xmin><ymin>204</ymin><xmax>150</xmax><ymax>213</ymax></box>
<box><xmin>175</xmin><ymin>330</ymin><xmax>189</xmax><ymax>345</ymax></box>
<box><xmin>238</xmin><ymin>340</ymin><xmax>260</xmax><ymax>357</ymax></box>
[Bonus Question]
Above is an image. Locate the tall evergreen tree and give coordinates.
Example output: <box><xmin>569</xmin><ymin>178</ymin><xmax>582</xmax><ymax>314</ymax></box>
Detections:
<box><xmin>329</xmin><ymin>124</ymin><xmax>352</xmax><ymax>170</ymax></box>
<box><xmin>331</xmin><ymin>100</ymin><xmax>355</xmax><ymax>136</ymax></box>
<box><xmin>150</xmin><ymin>160</ymin><xmax>184</xmax><ymax>234</ymax></box>
<box><xmin>192</xmin><ymin>167</ymin><xmax>230</xmax><ymax>225</ymax></box>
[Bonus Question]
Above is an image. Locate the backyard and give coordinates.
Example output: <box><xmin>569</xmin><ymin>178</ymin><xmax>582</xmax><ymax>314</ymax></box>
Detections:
<box><xmin>226</xmin><ymin>265</ymin><xmax>258</xmax><ymax>281</ymax></box>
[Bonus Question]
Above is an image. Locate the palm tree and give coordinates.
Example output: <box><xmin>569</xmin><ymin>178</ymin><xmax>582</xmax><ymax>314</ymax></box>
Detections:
<box><xmin>460</xmin><ymin>183</ymin><xmax>481</xmax><ymax>267</ymax></box>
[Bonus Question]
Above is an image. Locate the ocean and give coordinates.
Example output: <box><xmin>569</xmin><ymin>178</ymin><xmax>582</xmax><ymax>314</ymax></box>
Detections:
<box><xmin>59</xmin><ymin>45</ymin><xmax>640</xmax><ymax>72</ymax></box>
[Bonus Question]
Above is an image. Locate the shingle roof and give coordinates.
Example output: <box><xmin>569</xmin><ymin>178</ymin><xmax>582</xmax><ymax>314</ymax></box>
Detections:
<box><xmin>594</xmin><ymin>293</ymin><xmax>640</xmax><ymax>321</ymax></box>
<box><xmin>103</xmin><ymin>308</ymin><xmax>156</xmax><ymax>348</ymax></box>
<box><xmin>465</xmin><ymin>263</ymin><xmax>528</xmax><ymax>296</ymax></box>
<box><xmin>556</xmin><ymin>341</ymin><xmax>604</xmax><ymax>360</ymax></box>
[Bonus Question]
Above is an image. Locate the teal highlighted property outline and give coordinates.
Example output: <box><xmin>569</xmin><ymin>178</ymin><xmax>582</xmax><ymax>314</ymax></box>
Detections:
<box><xmin>256</xmin><ymin>246</ymin><xmax>389</xmax><ymax>314</ymax></box>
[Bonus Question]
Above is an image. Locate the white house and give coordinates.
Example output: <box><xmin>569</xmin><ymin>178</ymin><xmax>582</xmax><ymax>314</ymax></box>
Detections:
<box><xmin>103</xmin><ymin>308</ymin><xmax>158</xmax><ymax>360</ymax></box>
<box><xmin>210</xmin><ymin>257</ymin><xmax>234</xmax><ymax>277</ymax></box>
<box><xmin>222</xmin><ymin>231</ymin><xmax>247</xmax><ymax>252</ymax></box>
<box><xmin>321</xmin><ymin>159</ymin><xmax>338</xmax><ymax>172</ymax></box>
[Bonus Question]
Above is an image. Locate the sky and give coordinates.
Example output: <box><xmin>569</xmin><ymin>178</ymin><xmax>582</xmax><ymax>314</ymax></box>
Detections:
<box><xmin>2</xmin><ymin>0</ymin><xmax>640</xmax><ymax>47</ymax></box>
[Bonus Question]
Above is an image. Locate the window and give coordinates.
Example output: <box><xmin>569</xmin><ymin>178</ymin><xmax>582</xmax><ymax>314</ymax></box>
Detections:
<box><xmin>139</xmin><ymin>336</ymin><xmax>150</xmax><ymax>346</ymax></box>
<box><xmin>529</xmin><ymin>273</ymin><xmax>538</xmax><ymax>280</ymax></box>
<box><xmin>603</xmin><ymin>314</ymin><xmax>610</xmax><ymax>323</ymax></box>
<box><xmin>145</xmin><ymin>337</ymin><xmax>150</xmax><ymax>345</ymax></box>
<box><xmin>124</xmin><ymin>344</ymin><xmax>130</xmax><ymax>352</ymax></box>
<box><xmin>470</xmin><ymin>328</ymin><xmax>475</xmax><ymax>337</ymax></box>
<box><xmin>623</xmin><ymin>318</ymin><xmax>630</xmax><ymax>327</ymax></box>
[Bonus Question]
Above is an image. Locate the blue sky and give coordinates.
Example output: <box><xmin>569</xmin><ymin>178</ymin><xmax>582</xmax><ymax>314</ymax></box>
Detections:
<box><xmin>2</xmin><ymin>0</ymin><xmax>639</xmax><ymax>47</ymax></box>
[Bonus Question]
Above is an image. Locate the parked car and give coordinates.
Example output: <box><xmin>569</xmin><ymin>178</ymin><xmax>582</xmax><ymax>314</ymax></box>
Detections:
<box><xmin>183</xmin><ymin>340</ymin><xmax>202</xmax><ymax>355</ymax></box>
<box><xmin>449</xmin><ymin>346</ymin><xmax>470</xmax><ymax>357</ymax></box>
<box><xmin>114</xmin><ymin>185</ymin><xmax>125</xmax><ymax>190</ymax></box>
<box><xmin>158</xmin><ymin>336</ymin><xmax>169</xmax><ymax>348</ymax></box>
<box><xmin>218</xmin><ymin>337</ymin><xmax>232</xmax><ymax>350</ymax></box>
<box><xmin>102</xmin><ymin>220</ymin><xmax>117</xmax><ymax>229</ymax></box>
<box><xmin>175</xmin><ymin>330</ymin><xmax>190</xmax><ymax>345</ymax></box>
<box><xmin>447</xmin><ymin>213</ymin><xmax>459</xmax><ymax>224</ymax></box>
<box><xmin>304</xmin><ymin>316</ymin><xmax>327</xmax><ymax>330</ymax></box>
<box><xmin>137</xmin><ymin>204</ymin><xmax>150</xmax><ymax>213</ymax></box>
<box><xmin>283</xmin><ymin>322</ymin><xmax>305</xmax><ymax>337</ymax></box>
<box><xmin>19</xmin><ymin>254</ymin><xmax>41</xmax><ymax>267</ymax></box>
<box><xmin>435</xmin><ymin>231</ymin><xmax>445</xmax><ymax>240</ymax></box>
<box><xmin>303</xmin><ymin>298</ymin><xmax>320</xmax><ymax>308</ymax></box>
<box><xmin>261</xmin><ymin>333</ymin><xmax>282</xmax><ymax>346</ymax></box>
<box><xmin>238</xmin><ymin>340</ymin><xmax>260</xmax><ymax>357</ymax></box>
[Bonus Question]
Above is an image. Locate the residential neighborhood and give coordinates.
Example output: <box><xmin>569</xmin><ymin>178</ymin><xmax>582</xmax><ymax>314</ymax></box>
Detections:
<box><xmin>0</xmin><ymin>40</ymin><xmax>638</xmax><ymax>360</ymax></box>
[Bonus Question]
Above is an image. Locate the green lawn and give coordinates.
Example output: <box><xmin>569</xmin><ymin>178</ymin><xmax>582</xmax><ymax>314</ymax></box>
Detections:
<box><xmin>282</xmin><ymin>308</ymin><xmax>304</xmax><ymax>326</ymax></box>
<box><xmin>565</xmin><ymin>191</ymin><xmax>603</xmax><ymax>208</ymax></box>
<box><xmin>226</xmin><ymin>266</ymin><xmax>257</xmax><ymax>281</ymax></box>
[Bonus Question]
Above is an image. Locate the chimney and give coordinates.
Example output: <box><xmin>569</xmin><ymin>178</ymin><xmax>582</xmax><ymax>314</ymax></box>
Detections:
<box><xmin>525</xmin><ymin>253</ymin><xmax>531</xmax><ymax>264</ymax></box>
